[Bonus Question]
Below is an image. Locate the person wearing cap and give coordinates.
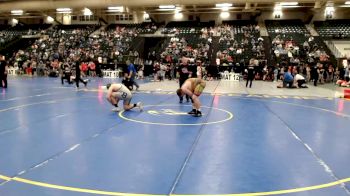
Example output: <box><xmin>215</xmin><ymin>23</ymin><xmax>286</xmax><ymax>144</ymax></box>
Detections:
<box><xmin>176</xmin><ymin>78</ymin><xmax>206</xmax><ymax>117</ymax></box>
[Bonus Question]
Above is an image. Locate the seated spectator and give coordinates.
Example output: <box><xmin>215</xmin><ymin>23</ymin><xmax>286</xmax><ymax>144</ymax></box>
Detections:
<box><xmin>336</xmin><ymin>79</ymin><xmax>350</xmax><ymax>87</ymax></box>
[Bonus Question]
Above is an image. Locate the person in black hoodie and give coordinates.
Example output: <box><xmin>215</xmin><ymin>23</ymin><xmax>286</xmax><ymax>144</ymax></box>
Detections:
<box><xmin>0</xmin><ymin>55</ymin><xmax>7</xmax><ymax>88</ymax></box>
<box><xmin>246</xmin><ymin>63</ymin><xmax>255</xmax><ymax>88</ymax></box>
<box><xmin>178</xmin><ymin>63</ymin><xmax>191</xmax><ymax>103</ymax></box>
<box><xmin>74</xmin><ymin>56</ymin><xmax>88</xmax><ymax>88</ymax></box>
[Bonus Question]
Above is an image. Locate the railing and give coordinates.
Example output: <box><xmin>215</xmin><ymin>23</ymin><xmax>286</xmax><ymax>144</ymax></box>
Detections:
<box><xmin>324</xmin><ymin>40</ymin><xmax>343</xmax><ymax>58</ymax></box>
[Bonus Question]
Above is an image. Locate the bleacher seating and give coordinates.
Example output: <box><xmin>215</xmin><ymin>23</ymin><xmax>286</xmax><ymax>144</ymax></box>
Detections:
<box><xmin>216</xmin><ymin>20</ymin><xmax>263</xmax><ymax>66</ymax></box>
<box><xmin>314</xmin><ymin>20</ymin><xmax>350</xmax><ymax>39</ymax></box>
<box><xmin>266</xmin><ymin>20</ymin><xmax>337</xmax><ymax>69</ymax></box>
<box><xmin>266</xmin><ymin>20</ymin><xmax>309</xmax><ymax>34</ymax></box>
<box><xmin>0</xmin><ymin>24</ymin><xmax>51</xmax><ymax>47</ymax></box>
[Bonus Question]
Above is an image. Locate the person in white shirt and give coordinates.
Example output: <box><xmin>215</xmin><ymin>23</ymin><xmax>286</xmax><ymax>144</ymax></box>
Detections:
<box><xmin>294</xmin><ymin>73</ymin><xmax>308</xmax><ymax>88</ymax></box>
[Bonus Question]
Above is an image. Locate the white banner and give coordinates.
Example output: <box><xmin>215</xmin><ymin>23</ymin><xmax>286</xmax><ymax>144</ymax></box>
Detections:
<box><xmin>221</xmin><ymin>72</ymin><xmax>241</xmax><ymax>81</ymax></box>
<box><xmin>102</xmin><ymin>70</ymin><xmax>120</xmax><ymax>78</ymax></box>
<box><xmin>7</xmin><ymin>68</ymin><xmax>18</xmax><ymax>76</ymax></box>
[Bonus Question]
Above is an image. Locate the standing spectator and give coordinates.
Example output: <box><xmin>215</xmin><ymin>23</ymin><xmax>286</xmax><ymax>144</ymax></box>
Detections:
<box><xmin>126</xmin><ymin>60</ymin><xmax>139</xmax><ymax>90</ymax></box>
<box><xmin>312</xmin><ymin>65</ymin><xmax>319</xmax><ymax>86</ymax></box>
<box><xmin>273</xmin><ymin>66</ymin><xmax>278</xmax><ymax>82</ymax></box>
<box><xmin>306</xmin><ymin>65</ymin><xmax>311</xmax><ymax>82</ymax></box>
<box><xmin>137</xmin><ymin>63</ymin><xmax>144</xmax><ymax>79</ymax></box>
<box><xmin>0</xmin><ymin>55</ymin><xmax>7</xmax><ymax>88</ymax></box>
<box><xmin>153</xmin><ymin>62</ymin><xmax>160</xmax><ymax>81</ymax></box>
<box><xmin>178</xmin><ymin>64</ymin><xmax>191</xmax><ymax>103</ymax></box>
<box><xmin>328</xmin><ymin>65</ymin><xmax>334</xmax><ymax>82</ymax></box>
<box><xmin>196</xmin><ymin>61</ymin><xmax>202</xmax><ymax>79</ymax></box>
<box><xmin>88</xmin><ymin>61</ymin><xmax>96</xmax><ymax>77</ymax></box>
<box><xmin>74</xmin><ymin>56</ymin><xmax>88</xmax><ymax>88</ymax></box>
<box><xmin>246</xmin><ymin>62</ymin><xmax>255</xmax><ymax>88</ymax></box>
<box><xmin>345</xmin><ymin>66</ymin><xmax>350</xmax><ymax>82</ymax></box>
<box><xmin>81</xmin><ymin>61</ymin><xmax>88</xmax><ymax>77</ymax></box>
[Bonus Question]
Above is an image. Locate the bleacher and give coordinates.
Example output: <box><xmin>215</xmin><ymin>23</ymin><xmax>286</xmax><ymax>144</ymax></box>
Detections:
<box><xmin>314</xmin><ymin>20</ymin><xmax>350</xmax><ymax>40</ymax></box>
<box><xmin>216</xmin><ymin>20</ymin><xmax>263</xmax><ymax>66</ymax></box>
<box><xmin>266</xmin><ymin>20</ymin><xmax>337</xmax><ymax>69</ymax></box>
<box><xmin>107</xmin><ymin>23</ymin><xmax>158</xmax><ymax>34</ymax></box>
<box><xmin>266</xmin><ymin>20</ymin><xmax>309</xmax><ymax>35</ymax></box>
<box><xmin>0</xmin><ymin>24</ymin><xmax>51</xmax><ymax>47</ymax></box>
<box><xmin>159</xmin><ymin>22</ymin><xmax>213</xmax><ymax>64</ymax></box>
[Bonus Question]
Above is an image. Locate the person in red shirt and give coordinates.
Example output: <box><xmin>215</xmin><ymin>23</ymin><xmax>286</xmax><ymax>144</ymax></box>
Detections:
<box><xmin>81</xmin><ymin>62</ymin><xmax>88</xmax><ymax>77</ymax></box>
<box><xmin>88</xmin><ymin>61</ymin><xmax>96</xmax><ymax>77</ymax></box>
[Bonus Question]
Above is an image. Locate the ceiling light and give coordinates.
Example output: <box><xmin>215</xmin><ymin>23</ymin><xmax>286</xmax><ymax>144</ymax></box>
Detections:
<box><xmin>11</xmin><ymin>10</ymin><xmax>23</xmax><ymax>15</ymax></box>
<box><xmin>220</xmin><ymin>12</ymin><xmax>230</xmax><ymax>18</ymax></box>
<box><xmin>12</xmin><ymin>18</ymin><xmax>19</xmax><ymax>25</ymax></box>
<box><xmin>83</xmin><ymin>8</ymin><xmax>93</xmax><ymax>16</ymax></box>
<box><xmin>325</xmin><ymin>6</ymin><xmax>335</xmax><ymax>12</ymax></box>
<box><xmin>216</xmin><ymin>3</ymin><xmax>233</xmax><ymax>7</ymax></box>
<box><xmin>345</xmin><ymin>1</ymin><xmax>350</xmax><ymax>4</ymax></box>
<box><xmin>107</xmin><ymin>6</ymin><xmax>124</xmax><ymax>12</ymax></box>
<box><xmin>174</xmin><ymin>13</ymin><xmax>183</xmax><ymax>19</ymax></box>
<box><xmin>56</xmin><ymin>8</ymin><xmax>71</xmax><ymax>12</ymax></box>
<box><xmin>47</xmin><ymin>16</ymin><xmax>54</xmax><ymax>23</ymax></box>
<box><xmin>280</xmin><ymin>2</ymin><xmax>298</xmax><ymax>6</ymax></box>
<box><xmin>144</xmin><ymin>13</ymin><xmax>150</xmax><ymax>19</ymax></box>
<box><xmin>274</xmin><ymin>4</ymin><xmax>282</xmax><ymax>11</ymax></box>
<box><xmin>108</xmin><ymin>6</ymin><xmax>123</xmax><ymax>10</ymax></box>
<box><xmin>159</xmin><ymin>5</ymin><xmax>176</xmax><ymax>9</ymax></box>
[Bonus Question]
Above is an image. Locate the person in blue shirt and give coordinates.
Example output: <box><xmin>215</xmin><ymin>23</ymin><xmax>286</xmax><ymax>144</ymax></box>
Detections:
<box><xmin>126</xmin><ymin>60</ymin><xmax>139</xmax><ymax>90</ymax></box>
<box><xmin>283</xmin><ymin>68</ymin><xmax>294</xmax><ymax>88</ymax></box>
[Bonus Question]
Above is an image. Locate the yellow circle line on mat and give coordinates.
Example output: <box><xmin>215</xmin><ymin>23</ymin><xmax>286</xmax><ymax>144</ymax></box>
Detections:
<box><xmin>1</xmin><ymin>96</ymin><xmax>350</xmax><ymax>195</ymax></box>
<box><xmin>0</xmin><ymin>175</ymin><xmax>349</xmax><ymax>196</ymax></box>
<box><xmin>118</xmin><ymin>105</ymin><xmax>233</xmax><ymax>126</ymax></box>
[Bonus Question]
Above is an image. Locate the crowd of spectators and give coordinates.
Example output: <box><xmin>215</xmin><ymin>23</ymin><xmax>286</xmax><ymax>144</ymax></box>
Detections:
<box><xmin>1</xmin><ymin>20</ymin><xmax>349</xmax><ymax>89</ymax></box>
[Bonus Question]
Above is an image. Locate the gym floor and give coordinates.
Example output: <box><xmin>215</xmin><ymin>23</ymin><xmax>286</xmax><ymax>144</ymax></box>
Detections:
<box><xmin>0</xmin><ymin>77</ymin><xmax>349</xmax><ymax>196</ymax></box>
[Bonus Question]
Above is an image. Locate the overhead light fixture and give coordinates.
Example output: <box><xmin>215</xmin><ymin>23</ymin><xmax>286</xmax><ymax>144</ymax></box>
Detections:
<box><xmin>108</xmin><ymin>6</ymin><xmax>123</xmax><ymax>10</ymax></box>
<box><xmin>274</xmin><ymin>4</ymin><xmax>282</xmax><ymax>11</ymax></box>
<box><xmin>174</xmin><ymin>12</ymin><xmax>183</xmax><ymax>19</ymax></box>
<box><xmin>83</xmin><ymin>8</ymin><xmax>93</xmax><ymax>16</ymax></box>
<box><xmin>11</xmin><ymin>18</ymin><xmax>19</xmax><ymax>26</ymax></box>
<box><xmin>325</xmin><ymin>6</ymin><xmax>335</xmax><ymax>12</ymax></box>
<box><xmin>159</xmin><ymin>5</ymin><xmax>176</xmax><ymax>9</ymax></box>
<box><xmin>345</xmin><ymin>1</ymin><xmax>350</xmax><ymax>4</ymax></box>
<box><xmin>107</xmin><ymin>6</ymin><xmax>124</xmax><ymax>12</ymax></box>
<box><xmin>56</xmin><ymin>8</ymin><xmax>72</xmax><ymax>13</ymax></box>
<box><xmin>158</xmin><ymin>6</ymin><xmax>179</xmax><ymax>11</ymax></box>
<box><xmin>220</xmin><ymin>11</ymin><xmax>230</xmax><ymax>18</ymax></box>
<box><xmin>280</xmin><ymin>2</ymin><xmax>298</xmax><ymax>6</ymax></box>
<box><xmin>56</xmin><ymin>8</ymin><xmax>71</xmax><ymax>12</ymax></box>
<box><xmin>144</xmin><ymin>12</ymin><xmax>150</xmax><ymax>19</ymax></box>
<box><xmin>47</xmin><ymin>16</ymin><xmax>54</xmax><ymax>23</ymax></box>
<box><xmin>216</xmin><ymin>3</ymin><xmax>233</xmax><ymax>7</ymax></box>
<box><xmin>11</xmin><ymin>10</ymin><xmax>23</xmax><ymax>15</ymax></box>
<box><xmin>325</xmin><ymin>6</ymin><xmax>334</xmax><ymax>18</ymax></box>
